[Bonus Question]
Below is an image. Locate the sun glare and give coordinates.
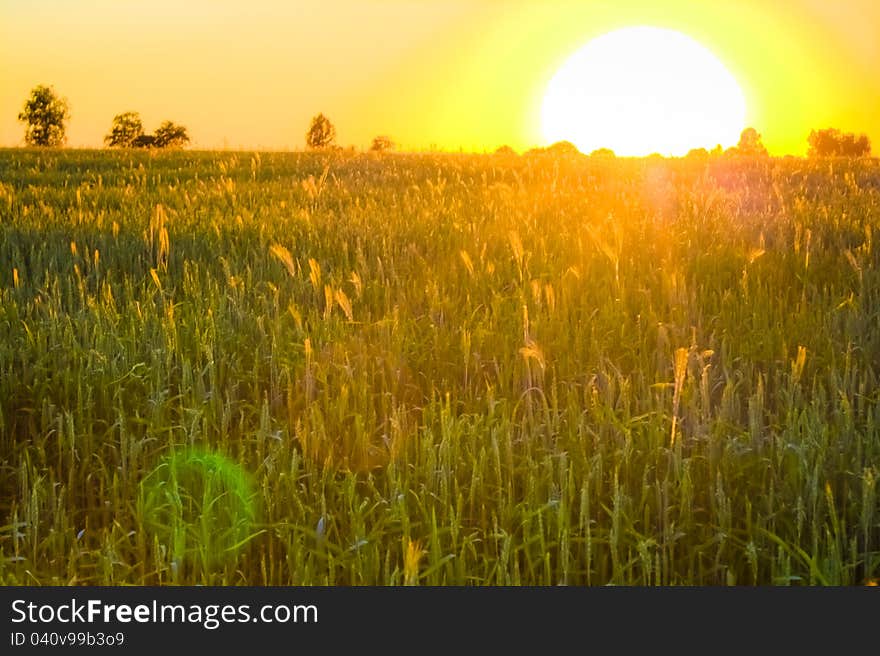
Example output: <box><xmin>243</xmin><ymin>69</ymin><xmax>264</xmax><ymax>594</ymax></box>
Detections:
<box><xmin>541</xmin><ymin>26</ymin><xmax>747</xmax><ymax>156</ymax></box>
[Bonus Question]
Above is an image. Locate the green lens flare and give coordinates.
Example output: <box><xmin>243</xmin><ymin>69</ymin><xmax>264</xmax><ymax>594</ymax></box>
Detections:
<box><xmin>140</xmin><ymin>449</ymin><xmax>258</xmax><ymax>567</ymax></box>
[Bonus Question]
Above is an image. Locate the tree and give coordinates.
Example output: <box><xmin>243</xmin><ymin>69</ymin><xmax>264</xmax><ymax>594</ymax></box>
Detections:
<box><xmin>546</xmin><ymin>140</ymin><xmax>582</xmax><ymax>156</ymax></box>
<box><xmin>807</xmin><ymin>128</ymin><xmax>871</xmax><ymax>157</ymax></box>
<box><xmin>370</xmin><ymin>135</ymin><xmax>394</xmax><ymax>152</ymax></box>
<box><xmin>18</xmin><ymin>85</ymin><xmax>69</xmax><ymax>147</ymax></box>
<box><xmin>306</xmin><ymin>113</ymin><xmax>336</xmax><ymax>149</ymax></box>
<box><xmin>686</xmin><ymin>147</ymin><xmax>709</xmax><ymax>159</ymax></box>
<box><xmin>735</xmin><ymin>127</ymin><xmax>768</xmax><ymax>156</ymax></box>
<box><xmin>590</xmin><ymin>148</ymin><xmax>616</xmax><ymax>158</ymax></box>
<box><xmin>105</xmin><ymin>112</ymin><xmax>144</xmax><ymax>148</ymax></box>
<box><xmin>153</xmin><ymin>121</ymin><xmax>190</xmax><ymax>149</ymax></box>
<box><xmin>494</xmin><ymin>145</ymin><xmax>517</xmax><ymax>156</ymax></box>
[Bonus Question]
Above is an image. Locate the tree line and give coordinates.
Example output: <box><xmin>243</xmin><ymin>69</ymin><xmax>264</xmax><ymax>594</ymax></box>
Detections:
<box><xmin>17</xmin><ymin>85</ymin><xmax>191</xmax><ymax>150</ymax></box>
<box><xmin>15</xmin><ymin>83</ymin><xmax>875</xmax><ymax>157</ymax></box>
<box><xmin>104</xmin><ymin>112</ymin><xmax>189</xmax><ymax>149</ymax></box>
<box><xmin>303</xmin><ymin>113</ymin><xmax>393</xmax><ymax>151</ymax></box>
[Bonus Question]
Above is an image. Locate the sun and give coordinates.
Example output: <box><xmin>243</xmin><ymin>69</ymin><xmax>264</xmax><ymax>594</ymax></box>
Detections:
<box><xmin>541</xmin><ymin>26</ymin><xmax>747</xmax><ymax>157</ymax></box>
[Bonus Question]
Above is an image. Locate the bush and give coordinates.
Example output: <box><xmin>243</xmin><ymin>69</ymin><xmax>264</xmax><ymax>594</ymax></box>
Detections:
<box><xmin>808</xmin><ymin>128</ymin><xmax>871</xmax><ymax>157</ymax></box>
<box><xmin>370</xmin><ymin>135</ymin><xmax>394</xmax><ymax>152</ymax></box>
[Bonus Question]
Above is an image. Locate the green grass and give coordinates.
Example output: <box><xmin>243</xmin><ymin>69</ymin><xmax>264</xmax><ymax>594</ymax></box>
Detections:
<box><xmin>0</xmin><ymin>147</ymin><xmax>878</xmax><ymax>585</ymax></box>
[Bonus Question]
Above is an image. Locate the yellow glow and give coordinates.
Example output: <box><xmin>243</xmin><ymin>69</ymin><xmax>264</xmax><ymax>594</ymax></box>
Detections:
<box><xmin>541</xmin><ymin>27</ymin><xmax>747</xmax><ymax>156</ymax></box>
<box><xmin>2</xmin><ymin>2</ymin><xmax>879</xmax><ymax>154</ymax></box>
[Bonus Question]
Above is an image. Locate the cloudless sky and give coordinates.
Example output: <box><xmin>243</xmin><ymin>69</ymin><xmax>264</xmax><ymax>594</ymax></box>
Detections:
<box><xmin>1</xmin><ymin>0</ymin><xmax>878</xmax><ymax>154</ymax></box>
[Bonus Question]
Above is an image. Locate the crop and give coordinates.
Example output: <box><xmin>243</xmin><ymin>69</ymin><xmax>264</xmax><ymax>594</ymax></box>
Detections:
<box><xmin>0</xmin><ymin>148</ymin><xmax>877</xmax><ymax>585</ymax></box>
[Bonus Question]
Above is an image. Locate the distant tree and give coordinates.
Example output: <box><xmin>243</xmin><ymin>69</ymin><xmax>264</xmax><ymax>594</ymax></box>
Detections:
<box><xmin>18</xmin><ymin>84</ymin><xmax>70</xmax><ymax>147</ymax></box>
<box><xmin>686</xmin><ymin>147</ymin><xmax>709</xmax><ymax>159</ymax></box>
<box><xmin>153</xmin><ymin>121</ymin><xmax>190</xmax><ymax>149</ymax></box>
<box><xmin>807</xmin><ymin>128</ymin><xmax>871</xmax><ymax>157</ymax></box>
<box><xmin>546</xmin><ymin>140</ymin><xmax>582</xmax><ymax>156</ymax></box>
<box><xmin>849</xmin><ymin>134</ymin><xmax>870</xmax><ymax>156</ymax></box>
<box><xmin>105</xmin><ymin>112</ymin><xmax>144</xmax><ymax>148</ymax></box>
<box><xmin>735</xmin><ymin>127</ymin><xmax>768</xmax><ymax>156</ymax></box>
<box><xmin>590</xmin><ymin>148</ymin><xmax>616</xmax><ymax>158</ymax></box>
<box><xmin>306</xmin><ymin>113</ymin><xmax>336</xmax><ymax>149</ymax></box>
<box><xmin>370</xmin><ymin>135</ymin><xmax>394</xmax><ymax>152</ymax></box>
<box><xmin>494</xmin><ymin>145</ymin><xmax>517</xmax><ymax>156</ymax></box>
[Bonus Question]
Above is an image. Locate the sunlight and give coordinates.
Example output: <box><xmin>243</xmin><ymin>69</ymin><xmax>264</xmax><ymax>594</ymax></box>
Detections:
<box><xmin>541</xmin><ymin>26</ymin><xmax>747</xmax><ymax>156</ymax></box>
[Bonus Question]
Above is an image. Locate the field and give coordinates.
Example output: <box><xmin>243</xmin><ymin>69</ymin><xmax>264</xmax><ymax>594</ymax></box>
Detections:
<box><xmin>0</xmin><ymin>148</ymin><xmax>878</xmax><ymax>585</ymax></box>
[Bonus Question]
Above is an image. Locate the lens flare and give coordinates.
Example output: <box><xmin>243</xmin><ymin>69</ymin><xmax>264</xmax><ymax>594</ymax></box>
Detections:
<box><xmin>140</xmin><ymin>449</ymin><xmax>258</xmax><ymax>569</ymax></box>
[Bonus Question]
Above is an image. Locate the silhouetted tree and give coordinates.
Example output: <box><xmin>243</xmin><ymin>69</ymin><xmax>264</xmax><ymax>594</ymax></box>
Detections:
<box><xmin>18</xmin><ymin>85</ymin><xmax>69</xmax><ymax>147</ymax></box>
<box><xmin>686</xmin><ymin>147</ymin><xmax>709</xmax><ymax>159</ymax></box>
<box><xmin>807</xmin><ymin>128</ymin><xmax>871</xmax><ymax>157</ymax></box>
<box><xmin>153</xmin><ymin>121</ymin><xmax>190</xmax><ymax>149</ymax></box>
<box><xmin>105</xmin><ymin>112</ymin><xmax>144</xmax><ymax>148</ymax></box>
<box><xmin>370</xmin><ymin>135</ymin><xmax>394</xmax><ymax>152</ymax></box>
<box><xmin>546</xmin><ymin>140</ymin><xmax>582</xmax><ymax>156</ymax></box>
<box><xmin>735</xmin><ymin>127</ymin><xmax>768</xmax><ymax>156</ymax></box>
<box><xmin>590</xmin><ymin>148</ymin><xmax>616</xmax><ymax>158</ymax></box>
<box><xmin>306</xmin><ymin>114</ymin><xmax>336</xmax><ymax>149</ymax></box>
<box><xmin>494</xmin><ymin>145</ymin><xmax>517</xmax><ymax>156</ymax></box>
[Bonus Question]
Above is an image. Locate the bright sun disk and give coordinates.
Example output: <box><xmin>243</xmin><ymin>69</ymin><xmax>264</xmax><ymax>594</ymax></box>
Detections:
<box><xmin>541</xmin><ymin>26</ymin><xmax>747</xmax><ymax>157</ymax></box>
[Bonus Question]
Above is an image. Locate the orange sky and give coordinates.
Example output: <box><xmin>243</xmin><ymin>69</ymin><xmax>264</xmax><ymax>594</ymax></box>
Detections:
<box><xmin>1</xmin><ymin>0</ymin><xmax>878</xmax><ymax>154</ymax></box>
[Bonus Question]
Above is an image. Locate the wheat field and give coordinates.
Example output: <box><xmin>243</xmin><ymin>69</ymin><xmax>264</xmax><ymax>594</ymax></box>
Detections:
<box><xmin>0</xmin><ymin>148</ymin><xmax>877</xmax><ymax>585</ymax></box>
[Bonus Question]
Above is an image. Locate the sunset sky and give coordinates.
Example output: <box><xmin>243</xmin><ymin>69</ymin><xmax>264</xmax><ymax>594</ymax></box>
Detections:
<box><xmin>1</xmin><ymin>0</ymin><xmax>878</xmax><ymax>155</ymax></box>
